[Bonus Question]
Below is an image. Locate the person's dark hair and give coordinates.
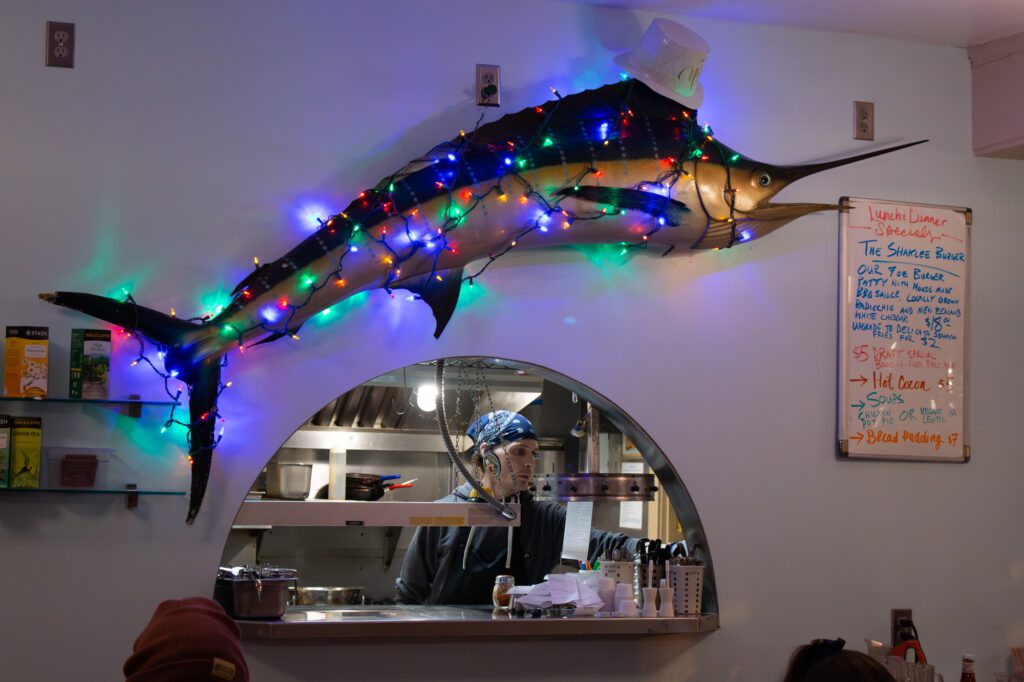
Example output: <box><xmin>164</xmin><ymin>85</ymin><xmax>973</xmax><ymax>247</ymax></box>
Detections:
<box><xmin>783</xmin><ymin>638</ymin><xmax>895</xmax><ymax>682</ymax></box>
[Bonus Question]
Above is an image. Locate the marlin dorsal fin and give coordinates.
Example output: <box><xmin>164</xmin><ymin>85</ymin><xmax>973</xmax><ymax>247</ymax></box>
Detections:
<box><xmin>396</xmin><ymin>268</ymin><xmax>465</xmax><ymax>338</ymax></box>
<box><xmin>557</xmin><ymin>186</ymin><xmax>690</xmax><ymax>225</ymax></box>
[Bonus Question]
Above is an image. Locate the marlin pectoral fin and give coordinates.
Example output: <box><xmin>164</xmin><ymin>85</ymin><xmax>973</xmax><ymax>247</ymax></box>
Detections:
<box><xmin>396</xmin><ymin>267</ymin><xmax>465</xmax><ymax>338</ymax></box>
<box><xmin>557</xmin><ymin>186</ymin><xmax>690</xmax><ymax>225</ymax></box>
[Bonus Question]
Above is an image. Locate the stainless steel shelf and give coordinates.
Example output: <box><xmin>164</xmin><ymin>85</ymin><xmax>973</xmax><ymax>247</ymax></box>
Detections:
<box><xmin>233</xmin><ymin>500</ymin><xmax>521</xmax><ymax>528</ymax></box>
<box><xmin>237</xmin><ymin>606</ymin><xmax>719</xmax><ymax>639</ymax></box>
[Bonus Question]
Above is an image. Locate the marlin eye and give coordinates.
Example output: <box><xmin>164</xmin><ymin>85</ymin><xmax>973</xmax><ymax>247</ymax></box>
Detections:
<box><xmin>754</xmin><ymin>171</ymin><xmax>772</xmax><ymax>188</ymax></box>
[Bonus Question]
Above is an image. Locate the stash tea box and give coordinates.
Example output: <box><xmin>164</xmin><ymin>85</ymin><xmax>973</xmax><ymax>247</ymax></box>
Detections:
<box><xmin>69</xmin><ymin>329</ymin><xmax>111</xmax><ymax>399</ymax></box>
<box><xmin>0</xmin><ymin>415</ymin><xmax>10</xmax><ymax>488</ymax></box>
<box><xmin>4</xmin><ymin>326</ymin><xmax>49</xmax><ymax>398</ymax></box>
<box><xmin>10</xmin><ymin>416</ymin><xmax>42</xmax><ymax>488</ymax></box>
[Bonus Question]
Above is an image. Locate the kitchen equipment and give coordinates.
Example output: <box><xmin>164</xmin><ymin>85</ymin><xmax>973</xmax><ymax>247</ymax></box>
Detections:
<box><xmin>345</xmin><ymin>473</ymin><xmax>402</xmax><ymax>501</ymax></box>
<box><xmin>265</xmin><ymin>462</ymin><xmax>312</xmax><ymax>499</ymax></box>
<box><xmin>658</xmin><ymin>583</ymin><xmax>675</xmax><ymax>617</ymax></box>
<box><xmin>668</xmin><ymin>563</ymin><xmax>704</xmax><ymax>616</ymax></box>
<box><xmin>532</xmin><ymin>472</ymin><xmax>657</xmax><ymax>502</ymax></box>
<box><xmin>346</xmin><ymin>473</ymin><xmax>401</xmax><ymax>486</ymax></box>
<box><xmin>640</xmin><ymin>588</ymin><xmax>659</xmax><ymax>617</ymax></box>
<box><xmin>293</xmin><ymin>586</ymin><xmax>363</xmax><ymax>606</ymax></box>
<box><xmin>214</xmin><ymin>566</ymin><xmax>297</xmax><ymax>619</ymax></box>
<box><xmin>346</xmin><ymin>484</ymin><xmax>386</xmax><ymax>501</ymax></box>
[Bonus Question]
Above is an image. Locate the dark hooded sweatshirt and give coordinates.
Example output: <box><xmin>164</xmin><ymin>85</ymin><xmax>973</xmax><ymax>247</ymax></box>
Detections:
<box><xmin>395</xmin><ymin>483</ymin><xmax>640</xmax><ymax>605</ymax></box>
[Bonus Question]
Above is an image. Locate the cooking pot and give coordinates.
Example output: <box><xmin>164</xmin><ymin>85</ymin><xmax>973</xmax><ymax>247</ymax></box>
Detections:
<box><xmin>265</xmin><ymin>462</ymin><xmax>312</xmax><ymax>499</ymax></box>
<box><xmin>293</xmin><ymin>586</ymin><xmax>363</xmax><ymax>606</ymax></box>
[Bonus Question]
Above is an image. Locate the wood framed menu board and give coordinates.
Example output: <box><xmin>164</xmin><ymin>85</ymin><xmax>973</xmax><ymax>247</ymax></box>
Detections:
<box><xmin>838</xmin><ymin>197</ymin><xmax>971</xmax><ymax>462</ymax></box>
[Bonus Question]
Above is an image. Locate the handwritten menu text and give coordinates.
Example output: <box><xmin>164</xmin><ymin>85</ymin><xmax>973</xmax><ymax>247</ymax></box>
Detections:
<box><xmin>841</xmin><ymin>198</ymin><xmax>968</xmax><ymax>459</ymax></box>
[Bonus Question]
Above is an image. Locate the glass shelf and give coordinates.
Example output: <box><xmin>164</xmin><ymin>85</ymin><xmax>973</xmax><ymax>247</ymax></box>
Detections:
<box><xmin>0</xmin><ymin>488</ymin><xmax>184</xmax><ymax>496</ymax></box>
<box><xmin>0</xmin><ymin>396</ymin><xmax>179</xmax><ymax>419</ymax></box>
<box><xmin>0</xmin><ymin>397</ymin><xmax>179</xmax><ymax>407</ymax></box>
<box><xmin>0</xmin><ymin>486</ymin><xmax>185</xmax><ymax>509</ymax></box>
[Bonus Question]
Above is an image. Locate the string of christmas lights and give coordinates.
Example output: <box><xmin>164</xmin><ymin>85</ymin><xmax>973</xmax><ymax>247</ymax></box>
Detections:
<box><xmin>117</xmin><ymin>79</ymin><xmax>737</xmax><ymax>469</ymax></box>
<box><xmin>236</xmin><ymin>79</ymin><xmax>735</xmax><ymax>348</ymax></box>
<box><xmin>121</xmin><ymin>294</ymin><xmax>230</xmax><ymax>466</ymax></box>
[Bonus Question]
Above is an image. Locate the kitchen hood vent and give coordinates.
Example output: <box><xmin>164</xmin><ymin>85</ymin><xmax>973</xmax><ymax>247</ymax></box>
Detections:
<box><xmin>305</xmin><ymin>363</ymin><xmax>544</xmax><ymax>431</ymax></box>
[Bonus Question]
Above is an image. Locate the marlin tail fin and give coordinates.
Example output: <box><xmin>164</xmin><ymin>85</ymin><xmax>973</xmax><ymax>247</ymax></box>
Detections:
<box><xmin>40</xmin><ymin>291</ymin><xmax>221</xmax><ymax>524</ymax></box>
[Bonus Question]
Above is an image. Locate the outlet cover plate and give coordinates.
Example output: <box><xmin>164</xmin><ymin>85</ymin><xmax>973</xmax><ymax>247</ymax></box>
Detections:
<box><xmin>476</xmin><ymin>64</ymin><xmax>500</xmax><ymax>107</ymax></box>
<box><xmin>46</xmin><ymin>21</ymin><xmax>75</xmax><ymax>68</ymax></box>
<box><xmin>891</xmin><ymin>608</ymin><xmax>913</xmax><ymax>646</ymax></box>
<box><xmin>854</xmin><ymin>100</ymin><xmax>874</xmax><ymax>141</ymax></box>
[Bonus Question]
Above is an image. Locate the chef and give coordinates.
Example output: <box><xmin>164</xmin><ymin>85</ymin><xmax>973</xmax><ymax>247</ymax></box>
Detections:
<box><xmin>395</xmin><ymin>410</ymin><xmax>642</xmax><ymax>605</ymax></box>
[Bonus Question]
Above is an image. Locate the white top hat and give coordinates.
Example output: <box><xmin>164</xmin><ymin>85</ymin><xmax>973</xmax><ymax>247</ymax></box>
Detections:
<box><xmin>614</xmin><ymin>19</ymin><xmax>710</xmax><ymax>110</ymax></box>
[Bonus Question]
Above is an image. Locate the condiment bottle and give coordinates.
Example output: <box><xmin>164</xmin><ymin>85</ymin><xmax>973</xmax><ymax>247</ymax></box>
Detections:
<box><xmin>959</xmin><ymin>654</ymin><xmax>976</xmax><ymax>682</ymax></box>
<box><xmin>492</xmin><ymin>575</ymin><xmax>515</xmax><ymax>609</ymax></box>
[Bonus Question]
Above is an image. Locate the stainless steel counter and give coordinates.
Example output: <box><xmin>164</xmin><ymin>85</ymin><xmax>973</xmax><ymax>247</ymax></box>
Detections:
<box><xmin>237</xmin><ymin>605</ymin><xmax>719</xmax><ymax>639</ymax></box>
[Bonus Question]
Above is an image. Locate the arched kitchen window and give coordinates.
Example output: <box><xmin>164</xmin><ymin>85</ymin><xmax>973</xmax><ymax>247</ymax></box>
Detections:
<box><xmin>220</xmin><ymin>357</ymin><xmax>718</xmax><ymax>638</ymax></box>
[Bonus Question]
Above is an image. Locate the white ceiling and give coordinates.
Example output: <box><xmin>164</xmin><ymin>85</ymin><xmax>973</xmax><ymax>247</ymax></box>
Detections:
<box><xmin>567</xmin><ymin>0</ymin><xmax>1024</xmax><ymax>47</ymax></box>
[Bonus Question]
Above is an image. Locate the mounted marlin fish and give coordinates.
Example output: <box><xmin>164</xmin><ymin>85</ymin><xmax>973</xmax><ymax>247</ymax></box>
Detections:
<box><xmin>40</xmin><ymin>19</ymin><xmax>924</xmax><ymax>523</ymax></box>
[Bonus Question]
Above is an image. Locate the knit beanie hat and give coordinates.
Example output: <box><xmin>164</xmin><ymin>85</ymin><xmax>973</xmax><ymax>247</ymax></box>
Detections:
<box><xmin>124</xmin><ymin>597</ymin><xmax>249</xmax><ymax>682</ymax></box>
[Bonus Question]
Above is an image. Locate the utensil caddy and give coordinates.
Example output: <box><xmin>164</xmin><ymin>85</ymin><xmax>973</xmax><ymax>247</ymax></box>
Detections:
<box><xmin>598</xmin><ymin>559</ymin><xmax>633</xmax><ymax>585</ymax></box>
<box><xmin>633</xmin><ymin>563</ymin><xmax>666</xmax><ymax>609</ymax></box>
<box><xmin>668</xmin><ymin>564</ymin><xmax>704</xmax><ymax>616</ymax></box>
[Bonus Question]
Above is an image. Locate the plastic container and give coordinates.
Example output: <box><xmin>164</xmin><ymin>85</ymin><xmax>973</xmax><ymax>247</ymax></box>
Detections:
<box><xmin>43</xmin><ymin>447</ymin><xmax>112</xmax><ymax>489</ymax></box>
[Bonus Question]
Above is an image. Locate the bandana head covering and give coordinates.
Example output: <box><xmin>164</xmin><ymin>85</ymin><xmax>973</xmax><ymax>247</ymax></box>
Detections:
<box><xmin>466</xmin><ymin>411</ymin><xmax>538</xmax><ymax>450</ymax></box>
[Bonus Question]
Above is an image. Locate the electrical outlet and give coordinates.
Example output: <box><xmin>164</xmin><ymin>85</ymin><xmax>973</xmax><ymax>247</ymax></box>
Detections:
<box><xmin>476</xmin><ymin>64</ymin><xmax>500</xmax><ymax>107</ymax></box>
<box><xmin>45</xmin><ymin>21</ymin><xmax>75</xmax><ymax>68</ymax></box>
<box><xmin>854</xmin><ymin>100</ymin><xmax>874</xmax><ymax>141</ymax></box>
<box><xmin>891</xmin><ymin>608</ymin><xmax>913</xmax><ymax>646</ymax></box>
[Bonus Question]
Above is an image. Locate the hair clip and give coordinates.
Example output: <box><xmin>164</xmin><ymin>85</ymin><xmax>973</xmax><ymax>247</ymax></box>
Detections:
<box><xmin>807</xmin><ymin>637</ymin><xmax>846</xmax><ymax>662</ymax></box>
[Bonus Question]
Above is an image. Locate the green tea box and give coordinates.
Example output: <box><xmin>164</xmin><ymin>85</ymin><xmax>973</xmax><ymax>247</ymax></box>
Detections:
<box><xmin>4</xmin><ymin>326</ymin><xmax>49</xmax><ymax>398</ymax></box>
<box><xmin>0</xmin><ymin>415</ymin><xmax>10</xmax><ymax>488</ymax></box>
<box><xmin>10</xmin><ymin>416</ymin><xmax>42</xmax><ymax>489</ymax></box>
<box><xmin>69</xmin><ymin>329</ymin><xmax>111</xmax><ymax>399</ymax></box>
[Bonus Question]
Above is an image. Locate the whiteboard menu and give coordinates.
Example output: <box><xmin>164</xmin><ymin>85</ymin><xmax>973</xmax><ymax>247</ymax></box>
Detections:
<box><xmin>838</xmin><ymin>197</ymin><xmax>971</xmax><ymax>461</ymax></box>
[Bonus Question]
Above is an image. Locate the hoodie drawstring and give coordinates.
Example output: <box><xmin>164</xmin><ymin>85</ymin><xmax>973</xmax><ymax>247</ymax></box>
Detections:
<box><xmin>462</xmin><ymin>526</ymin><xmax>477</xmax><ymax>571</ymax></box>
<box><xmin>506</xmin><ymin>526</ymin><xmax>512</xmax><ymax>570</ymax></box>
<box><xmin>461</xmin><ymin>525</ymin><xmax>513</xmax><ymax>570</ymax></box>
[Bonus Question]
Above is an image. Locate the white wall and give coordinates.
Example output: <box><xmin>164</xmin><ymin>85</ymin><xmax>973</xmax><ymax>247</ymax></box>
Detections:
<box><xmin>1</xmin><ymin>1</ymin><xmax>1022</xmax><ymax>680</ymax></box>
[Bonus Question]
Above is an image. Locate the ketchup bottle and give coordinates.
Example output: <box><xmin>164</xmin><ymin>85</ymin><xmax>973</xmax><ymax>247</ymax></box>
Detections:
<box><xmin>959</xmin><ymin>654</ymin><xmax>976</xmax><ymax>682</ymax></box>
